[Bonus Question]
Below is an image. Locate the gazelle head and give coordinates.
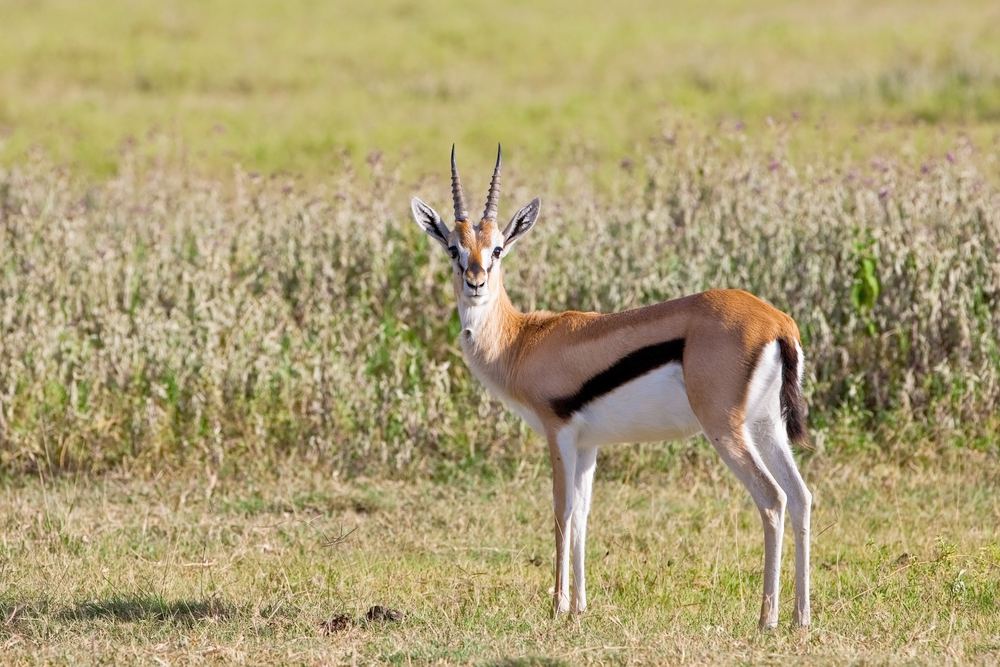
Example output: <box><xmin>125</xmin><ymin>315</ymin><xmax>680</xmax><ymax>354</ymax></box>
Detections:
<box><xmin>411</xmin><ymin>145</ymin><xmax>540</xmax><ymax>307</ymax></box>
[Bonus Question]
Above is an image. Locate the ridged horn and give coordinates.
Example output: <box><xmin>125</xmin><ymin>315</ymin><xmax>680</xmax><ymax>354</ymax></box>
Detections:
<box><xmin>482</xmin><ymin>144</ymin><xmax>501</xmax><ymax>221</ymax></box>
<box><xmin>451</xmin><ymin>144</ymin><xmax>468</xmax><ymax>222</ymax></box>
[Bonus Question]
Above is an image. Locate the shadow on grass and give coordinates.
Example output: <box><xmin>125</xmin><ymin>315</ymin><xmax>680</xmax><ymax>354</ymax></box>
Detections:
<box><xmin>58</xmin><ymin>595</ymin><xmax>233</xmax><ymax>624</ymax></box>
<box><xmin>2</xmin><ymin>599</ymin><xmax>48</xmax><ymax>625</ymax></box>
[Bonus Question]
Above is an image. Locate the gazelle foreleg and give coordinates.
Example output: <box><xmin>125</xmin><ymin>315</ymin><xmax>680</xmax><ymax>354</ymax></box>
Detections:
<box><xmin>549</xmin><ymin>433</ymin><xmax>575</xmax><ymax>615</ymax></box>
<box><xmin>570</xmin><ymin>445</ymin><xmax>598</xmax><ymax>614</ymax></box>
<box><xmin>704</xmin><ymin>425</ymin><xmax>788</xmax><ymax>629</ymax></box>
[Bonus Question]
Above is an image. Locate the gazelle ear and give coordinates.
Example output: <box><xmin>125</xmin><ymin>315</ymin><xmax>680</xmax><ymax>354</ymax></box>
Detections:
<box><xmin>411</xmin><ymin>197</ymin><xmax>451</xmax><ymax>249</ymax></box>
<box><xmin>501</xmin><ymin>197</ymin><xmax>540</xmax><ymax>256</ymax></box>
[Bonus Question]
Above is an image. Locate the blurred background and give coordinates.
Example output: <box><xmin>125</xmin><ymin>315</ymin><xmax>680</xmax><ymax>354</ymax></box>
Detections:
<box><xmin>1</xmin><ymin>0</ymin><xmax>999</xmax><ymax>178</ymax></box>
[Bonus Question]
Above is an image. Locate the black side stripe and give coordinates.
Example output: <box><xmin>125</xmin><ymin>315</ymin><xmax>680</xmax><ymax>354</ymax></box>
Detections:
<box><xmin>550</xmin><ymin>338</ymin><xmax>685</xmax><ymax>420</ymax></box>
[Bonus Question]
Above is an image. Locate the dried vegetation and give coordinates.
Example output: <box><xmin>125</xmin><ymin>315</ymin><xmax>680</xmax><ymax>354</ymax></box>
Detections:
<box><xmin>0</xmin><ymin>129</ymin><xmax>997</xmax><ymax>476</ymax></box>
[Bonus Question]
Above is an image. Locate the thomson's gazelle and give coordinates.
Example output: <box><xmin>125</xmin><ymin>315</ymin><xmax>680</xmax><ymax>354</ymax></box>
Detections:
<box><xmin>410</xmin><ymin>146</ymin><xmax>812</xmax><ymax>628</ymax></box>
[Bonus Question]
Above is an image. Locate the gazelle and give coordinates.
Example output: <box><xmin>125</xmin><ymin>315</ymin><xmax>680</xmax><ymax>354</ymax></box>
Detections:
<box><xmin>410</xmin><ymin>146</ymin><xmax>812</xmax><ymax>628</ymax></box>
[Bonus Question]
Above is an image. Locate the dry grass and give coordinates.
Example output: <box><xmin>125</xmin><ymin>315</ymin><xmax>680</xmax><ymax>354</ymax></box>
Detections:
<box><xmin>0</xmin><ymin>127</ymin><xmax>997</xmax><ymax>476</ymax></box>
<box><xmin>1</xmin><ymin>448</ymin><xmax>998</xmax><ymax>664</ymax></box>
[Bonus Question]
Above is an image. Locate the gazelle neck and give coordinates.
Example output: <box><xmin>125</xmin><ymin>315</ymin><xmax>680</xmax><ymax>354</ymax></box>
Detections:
<box><xmin>456</xmin><ymin>274</ymin><xmax>523</xmax><ymax>365</ymax></box>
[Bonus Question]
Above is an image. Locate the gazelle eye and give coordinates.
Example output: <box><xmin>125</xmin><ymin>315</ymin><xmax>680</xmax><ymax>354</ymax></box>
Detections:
<box><xmin>492</xmin><ymin>247</ymin><xmax>502</xmax><ymax>259</ymax></box>
<box><xmin>448</xmin><ymin>246</ymin><xmax>459</xmax><ymax>260</ymax></box>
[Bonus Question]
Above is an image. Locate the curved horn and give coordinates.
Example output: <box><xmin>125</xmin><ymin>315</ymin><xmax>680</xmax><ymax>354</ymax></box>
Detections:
<box><xmin>482</xmin><ymin>144</ymin><xmax>501</xmax><ymax>221</ymax></box>
<box><xmin>451</xmin><ymin>144</ymin><xmax>468</xmax><ymax>222</ymax></box>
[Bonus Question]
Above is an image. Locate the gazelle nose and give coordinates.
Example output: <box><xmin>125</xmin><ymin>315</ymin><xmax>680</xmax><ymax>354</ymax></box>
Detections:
<box><xmin>464</xmin><ymin>265</ymin><xmax>486</xmax><ymax>289</ymax></box>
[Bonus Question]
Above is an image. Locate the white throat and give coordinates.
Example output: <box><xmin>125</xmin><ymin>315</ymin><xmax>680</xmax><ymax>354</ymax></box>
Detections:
<box><xmin>457</xmin><ymin>296</ymin><xmax>493</xmax><ymax>347</ymax></box>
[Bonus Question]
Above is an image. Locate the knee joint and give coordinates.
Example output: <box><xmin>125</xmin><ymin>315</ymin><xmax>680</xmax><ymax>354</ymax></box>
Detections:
<box><xmin>760</xmin><ymin>490</ymin><xmax>787</xmax><ymax>527</ymax></box>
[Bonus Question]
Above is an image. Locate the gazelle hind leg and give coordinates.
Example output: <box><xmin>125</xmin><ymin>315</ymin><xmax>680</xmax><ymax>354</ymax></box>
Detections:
<box><xmin>751</xmin><ymin>417</ymin><xmax>812</xmax><ymax>626</ymax></box>
<box><xmin>703</xmin><ymin>425</ymin><xmax>787</xmax><ymax>629</ymax></box>
<box><xmin>570</xmin><ymin>446</ymin><xmax>598</xmax><ymax>614</ymax></box>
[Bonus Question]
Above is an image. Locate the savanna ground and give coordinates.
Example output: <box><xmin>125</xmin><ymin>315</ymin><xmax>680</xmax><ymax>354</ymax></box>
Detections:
<box><xmin>1</xmin><ymin>0</ymin><xmax>1000</xmax><ymax>664</ymax></box>
<box><xmin>2</xmin><ymin>448</ymin><xmax>999</xmax><ymax>665</ymax></box>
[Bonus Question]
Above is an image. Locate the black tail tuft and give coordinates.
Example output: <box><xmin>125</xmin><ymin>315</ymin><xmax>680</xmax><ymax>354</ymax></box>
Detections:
<box><xmin>777</xmin><ymin>337</ymin><xmax>809</xmax><ymax>448</ymax></box>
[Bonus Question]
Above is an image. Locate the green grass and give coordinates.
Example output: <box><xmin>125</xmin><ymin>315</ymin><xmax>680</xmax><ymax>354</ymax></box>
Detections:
<box><xmin>2</xmin><ymin>447</ymin><xmax>999</xmax><ymax>664</ymax></box>
<box><xmin>1</xmin><ymin>0</ymin><xmax>999</xmax><ymax>178</ymax></box>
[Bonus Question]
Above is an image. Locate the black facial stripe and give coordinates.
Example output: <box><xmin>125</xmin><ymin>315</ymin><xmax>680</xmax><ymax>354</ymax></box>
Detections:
<box><xmin>550</xmin><ymin>338</ymin><xmax>685</xmax><ymax>420</ymax></box>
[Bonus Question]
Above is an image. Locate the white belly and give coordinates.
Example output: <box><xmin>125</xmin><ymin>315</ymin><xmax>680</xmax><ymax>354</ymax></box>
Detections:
<box><xmin>573</xmin><ymin>362</ymin><xmax>702</xmax><ymax>448</ymax></box>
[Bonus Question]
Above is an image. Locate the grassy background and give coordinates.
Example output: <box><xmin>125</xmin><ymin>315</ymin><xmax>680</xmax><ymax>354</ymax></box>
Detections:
<box><xmin>1</xmin><ymin>1</ymin><xmax>1000</xmax><ymax>663</ymax></box>
<box><xmin>1</xmin><ymin>135</ymin><xmax>997</xmax><ymax>477</ymax></box>
<box><xmin>1</xmin><ymin>0</ymin><xmax>999</xmax><ymax>177</ymax></box>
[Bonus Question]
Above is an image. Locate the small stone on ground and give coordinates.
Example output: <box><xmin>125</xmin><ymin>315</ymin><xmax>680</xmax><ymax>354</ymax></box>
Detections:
<box><xmin>319</xmin><ymin>614</ymin><xmax>352</xmax><ymax>635</ymax></box>
<box><xmin>365</xmin><ymin>605</ymin><xmax>404</xmax><ymax>622</ymax></box>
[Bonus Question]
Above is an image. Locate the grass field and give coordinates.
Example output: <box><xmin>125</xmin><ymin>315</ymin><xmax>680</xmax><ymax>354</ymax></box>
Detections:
<box><xmin>1</xmin><ymin>131</ymin><xmax>997</xmax><ymax>477</ymax></box>
<box><xmin>1</xmin><ymin>0</ymin><xmax>1000</xmax><ymax>177</ymax></box>
<box><xmin>3</xmin><ymin>448</ymin><xmax>999</xmax><ymax>664</ymax></box>
<box><xmin>2</xmin><ymin>0</ymin><xmax>1000</xmax><ymax>664</ymax></box>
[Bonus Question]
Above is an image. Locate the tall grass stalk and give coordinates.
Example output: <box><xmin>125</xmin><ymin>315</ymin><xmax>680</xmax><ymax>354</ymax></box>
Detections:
<box><xmin>0</xmin><ymin>130</ymin><xmax>997</xmax><ymax>476</ymax></box>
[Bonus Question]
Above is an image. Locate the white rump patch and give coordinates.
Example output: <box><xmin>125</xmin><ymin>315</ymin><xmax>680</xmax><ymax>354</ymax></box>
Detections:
<box><xmin>744</xmin><ymin>340</ymin><xmax>783</xmax><ymax>428</ymax></box>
